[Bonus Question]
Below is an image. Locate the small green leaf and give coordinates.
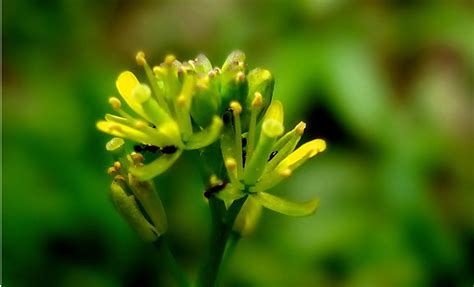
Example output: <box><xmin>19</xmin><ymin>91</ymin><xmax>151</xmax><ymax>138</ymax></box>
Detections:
<box><xmin>252</xmin><ymin>192</ymin><xmax>319</xmax><ymax>216</ymax></box>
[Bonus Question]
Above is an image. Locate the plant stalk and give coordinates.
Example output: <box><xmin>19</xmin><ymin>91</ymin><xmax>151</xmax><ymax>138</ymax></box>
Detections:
<box><xmin>154</xmin><ymin>236</ymin><xmax>190</xmax><ymax>287</ymax></box>
<box><xmin>197</xmin><ymin>196</ymin><xmax>247</xmax><ymax>287</ymax></box>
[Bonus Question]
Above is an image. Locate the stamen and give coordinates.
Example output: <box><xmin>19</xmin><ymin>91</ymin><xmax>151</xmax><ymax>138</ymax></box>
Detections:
<box><xmin>235</xmin><ymin>72</ymin><xmax>245</xmax><ymax>83</ymax></box>
<box><xmin>107</xmin><ymin>166</ymin><xmax>117</xmax><ymax>176</ymax></box>
<box><xmin>243</xmin><ymin>119</ymin><xmax>283</xmax><ymax>185</ymax></box>
<box><xmin>176</xmin><ymin>95</ymin><xmax>186</xmax><ymax>107</ymax></box>
<box><xmin>114</xmin><ymin>175</ymin><xmax>126</xmax><ymax>182</ymax></box>
<box><xmin>208</xmin><ymin>70</ymin><xmax>217</xmax><ymax>78</ymax></box>
<box><xmin>230</xmin><ymin>101</ymin><xmax>244</xmax><ymax>177</ymax></box>
<box><xmin>136</xmin><ymin>52</ymin><xmax>170</xmax><ymax>113</ymax></box>
<box><xmin>251</xmin><ymin>92</ymin><xmax>263</xmax><ymax>108</ymax></box>
<box><xmin>130</xmin><ymin>152</ymin><xmax>145</xmax><ymax>164</ymax></box>
<box><xmin>113</xmin><ymin>161</ymin><xmax>122</xmax><ymax>170</ymax></box>
<box><xmin>108</xmin><ymin>97</ymin><xmax>122</xmax><ymax>109</ymax></box>
<box><xmin>225</xmin><ymin>158</ymin><xmax>242</xmax><ymax>189</ymax></box>
<box><xmin>165</xmin><ymin>54</ymin><xmax>176</xmax><ymax>65</ymax></box>
<box><xmin>246</xmin><ymin>92</ymin><xmax>263</xmax><ymax>162</ymax></box>
<box><xmin>135</xmin><ymin>51</ymin><xmax>146</xmax><ymax>66</ymax></box>
<box><xmin>174</xmin><ymin>76</ymin><xmax>194</xmax><ymax>141</ymax></box>
<box><xmin>153</xmin><ymin>66</ymin><xmax>165</xmax><ymax>77</ymax></box>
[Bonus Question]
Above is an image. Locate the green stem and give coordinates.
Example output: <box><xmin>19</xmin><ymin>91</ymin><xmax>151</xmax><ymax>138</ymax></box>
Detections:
<box><xmin>197</xmin><ymin>196</ymin><xmax>247</xmax><ymax>287</ymax></box>
<box><xmin>218</xmin><ymin>231</ymin><xmax>241</xmax><ymax>283</ymax></box>
<box><xmin>154</xmin><ymin>236</ymin><xmax>190</xmax><ymax>287</ymax></box>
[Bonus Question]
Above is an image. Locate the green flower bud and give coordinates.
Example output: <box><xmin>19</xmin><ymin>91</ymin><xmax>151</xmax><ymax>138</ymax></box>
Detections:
<box><xmin>222</xmin><ymin>50</ymin><xmax>246</xmax><ymax>72</ymax></box>
<box><xmin>193</xmin><ymin>54</ymin><xmax>213</xmax><ymax>74</ymax></box>
<box><xmin>128</xmin><ymin>175</ymin><xmax>168</xmax><ymax>235</ymax></box>
<box><xmin>219</xmin><ymin>70</ymin><xmax>248</xmax><ymax>114</ymax></box>
<box><xmin>110</xmin><ymin>179</ymin><xmax>161</xmax><ymax>242</ymax></box>
<box><xmin>190</xmin><ymin>78</ymin><xmax>221</xmax><ymax>127</ymax></box>
<box><xmin>241</xmin><ymin>68</ymin><xmax>274</xmax><ymax>129</ymax></box>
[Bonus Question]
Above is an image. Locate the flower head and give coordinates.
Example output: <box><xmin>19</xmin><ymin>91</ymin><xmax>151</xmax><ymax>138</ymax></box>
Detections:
<box><xmin>215</xmin><ymin>96</ymin><xmax>326</xmax><ymax>227</ymax></box>
<box><xmin>97</xmin><ymin>52</ymin><xmax>227</xmax><ymax>180</ymax></box>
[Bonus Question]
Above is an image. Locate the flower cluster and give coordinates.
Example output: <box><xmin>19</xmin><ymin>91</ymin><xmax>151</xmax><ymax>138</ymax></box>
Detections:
<box><xmin>97</xmin><ymin>51</ymin><xmax>325</xmax><ymax>240</ymax></box>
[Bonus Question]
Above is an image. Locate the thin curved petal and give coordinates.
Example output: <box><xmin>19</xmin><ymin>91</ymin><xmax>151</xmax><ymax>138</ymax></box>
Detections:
<box><xmin>128</xmin><ymin>149</ymin><xmax>183</xmax><ymax>181</ymax></box>
<box><xmin>277</xmin><ymin>139</ymin><xmax>326</xmax><ymax>171</ymax></box>
<box><xmin>97</xmin><ymin>120</ymin><xmax>157</xmax><ymax>146</ymax></box>
<box><xmin>252</xmin><ymin>191</ymin><xmax>319</xmax><ymax>217</ymax></box>
<box><xmin>184</xmin><ymin>116</ymin><xmax>223</xmax><ymax>150</ymax></box>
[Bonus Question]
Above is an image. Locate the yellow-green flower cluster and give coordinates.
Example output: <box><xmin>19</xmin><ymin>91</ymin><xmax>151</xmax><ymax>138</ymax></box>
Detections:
<box><xmin>97</xmin><ymin>50</ymin><xmax>326</xmax><ymax>240</ymax></box>
<box><xmin>215</xmin><ymin>98</ymin><xmax>326</xmax><ymax>231</ymax></box>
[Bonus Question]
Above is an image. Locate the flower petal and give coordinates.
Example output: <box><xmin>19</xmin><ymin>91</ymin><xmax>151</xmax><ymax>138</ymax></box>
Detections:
<box><xmin>262</xmin><ymin>100</ymin><xmax>284</xmax><ymax>126</ymax></box>
<box><xmin>184</xmin><ymin>116</ymin><xmax>223</xmax><ymax>150</ymax></box>
<box><xmin>97</xmin><ymin>120</ymin><xmax>159</xmax><ymax>146</ymax></box>
<box><xmin>277</xmin><ymin>139</ymin><xmax>326</xmax><ymax>171</ymax></box>
<box><xmin>128</xmin><ymin>149</ymin><xmax>183</xmax><ymax>181</ymax></box>
<box><xmin>252</xmin><ymin>192</ymin><xmax>319</xmax><ymax>217</ymax></box>
<box><xmin>116</xmin><ymin>71</ymin><xmax>151</xmax><ymax>121</ymax></box>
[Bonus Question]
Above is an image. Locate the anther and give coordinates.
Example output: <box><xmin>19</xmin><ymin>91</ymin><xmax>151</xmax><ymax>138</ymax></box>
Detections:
<box><xmin>114</xmin><ymin>175</ymin><xmax>126</xmax><ymax>182</ymax></box>
<box><xmin>208</xmin><ymin>70</ymin><xmax>216</xmax><ymax>78</ymax></box>
<box><xmin>107</xmin><ymin>166</ymin><xmax>117</xmax><ymax>175</ymax></box>
<box><xmin>131</xmin><ymin>152</ymin><xmax>145</xmax><ymax>163</ymax></box>
<box><xmin>225</xmin><ymin>158</ymin><xmax>237</xmax><ymax>171</ymax></box>
<box><xmin>177</xmin><ymin>95</ymin><xmax>186</xmax><ymax>107</ymax></box>
<box><xmin>153</xmin><ymin>66</ymin><xmax>165</xmax><ymax>76</ymax></box>
<box><xmin>251</xmin><ymin>92</ymin><xmax>263</xmax><ymax>108</ymax></box>
<box><xmin>108</xmin><ymin>97</ymin><xmax>122</xmax><ymax>109</ymax></box>
<box><xmin>136</xmin><ymin>51</ymin><xmax>146</xmax><ymax>66</ymax></box>
<box><xmin>165</xmin><ymin>54</ymin><xmax>176</xmax><ymax>65</ymax></box>
<box><xmin>113</xmin><ymin>161</ymin><xmax>122</xmax><ymax>170</ymax></box>
<box><xmin>235</xmin><ymin>72</ymin><xmax>245</xmax><ymax>83</ymax></box>
<box><xmin>230</xmin><ymin>101</ymin><xmax>242</xmax><ymax>115</ymax></box>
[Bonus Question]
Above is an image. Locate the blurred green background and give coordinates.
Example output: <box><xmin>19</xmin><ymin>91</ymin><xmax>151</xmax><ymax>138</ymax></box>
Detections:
<box><xmin>3</xmin><ymin>0</ymin><xmax>473</xmax><ymax>286</ymax></box>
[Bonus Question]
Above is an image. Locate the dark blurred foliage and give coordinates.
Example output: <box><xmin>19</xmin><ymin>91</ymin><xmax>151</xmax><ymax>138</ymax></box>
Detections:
<box><xmin>3</xmin><ymin>0</ymin><xmax>473</xmax><ymax>286</ymax></box>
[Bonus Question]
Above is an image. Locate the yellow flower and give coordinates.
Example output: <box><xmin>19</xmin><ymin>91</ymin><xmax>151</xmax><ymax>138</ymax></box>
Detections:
<box><xmin>217</xmin><ymin>99</ymin><xmax>326</xmax><ymax>221</ymax></box>
<box><xmin>97</xmin><ymin>52</ymin><xmax>223</xmax><ymax>180</ymax></box>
